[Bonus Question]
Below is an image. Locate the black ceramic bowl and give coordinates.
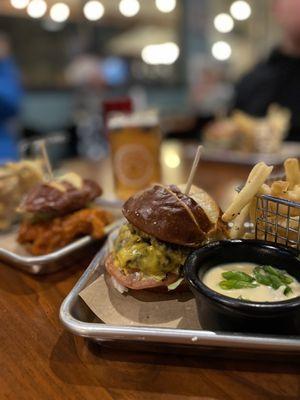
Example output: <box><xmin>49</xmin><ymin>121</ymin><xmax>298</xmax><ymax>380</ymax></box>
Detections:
<box><xmin>184</xmin><ymin>240</ymin><xmax>300</xmax><ymax>335</ymax></box>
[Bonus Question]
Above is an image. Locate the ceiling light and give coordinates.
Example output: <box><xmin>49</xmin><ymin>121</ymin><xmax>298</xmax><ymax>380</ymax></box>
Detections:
<box><xmin>119</xmin><ymin>0</ymin><xmax>140</xmax><ymax>17</ymax></box>
<box><xmin>230</xmin><ymin>1</ymin><xmax>251</xmax><ymax>21</ymax></box>
<box><xmin>141</xmin><ymin>42</ymin><xmax>180</xmax><ymax>65</ymax></box>
<box><xmin>211</xmin><ymin>41</ymin><xmax>232</xmax><ymax>61</ymax></box>
<box><xmin>50</xmin><ymin>3</ymin><xmax>70</xmax><ymax>23</ymax></box>
<box><xmin>155</xmin><ymin>0</ymin><xmax>176</xmax><ymax>13</ymax></box>
<box><xmin>27</xmin><ymin>0</ymin><xmax>47</xmax><ymax>18</ymax></box>
<box><xmin>214</xmin><ymin>13</ymin><xmax>234</xmax><ymax>33</ymax></box>
<box><xmin>10</xmin><ymin>0</ymin><xmax>30</xmax><ymax>9</ymax></box>
<box><xmin>83</xmin><ymin>1</ymin><xmax>105</xmax><ymax>21</ymax></box>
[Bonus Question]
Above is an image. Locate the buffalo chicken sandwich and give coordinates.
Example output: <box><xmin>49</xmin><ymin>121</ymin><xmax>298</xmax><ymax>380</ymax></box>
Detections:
<box><xmin>18</xmin><ymin>172</ymin><xmax>112</xmax><ymax>255</ymax></box>
<box><xmin>105</xmin><ymin>184</ymin><xmax>227</xmax><ymax>292</ymax></box>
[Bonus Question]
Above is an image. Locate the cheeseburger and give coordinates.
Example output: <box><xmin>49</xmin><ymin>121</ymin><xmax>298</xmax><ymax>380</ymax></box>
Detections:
<box><xmin>105</xmin><ymin>183</ymin><xmax>227</xmax><ymax>292</ymax></box>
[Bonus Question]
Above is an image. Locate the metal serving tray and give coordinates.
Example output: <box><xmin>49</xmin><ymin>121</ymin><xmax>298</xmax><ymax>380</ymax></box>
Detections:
<box><xmin>0</xmin><ymin>218</ymin><xmax>122</xmax><ymax>275</ymax></box>
<box><xmin>0</xmin><ymin>196</ymin><xmax>123</xmax><ymax>274</ymax></box>
<box><xmin>0</xmin><ymin>220</ymin><xmax>120</xmax><ymax>275</ymax></box>
<box><xmin>60</xmin><ymin>232</ymin><xmax>300</xmax><ymax>354</ymax></box>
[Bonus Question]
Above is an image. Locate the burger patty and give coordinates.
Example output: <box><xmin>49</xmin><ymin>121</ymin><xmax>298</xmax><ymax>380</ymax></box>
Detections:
<box><xmin>112</xmin><ymin>223</ymin><xmax>190</xmax><ymax>281</ymax></box>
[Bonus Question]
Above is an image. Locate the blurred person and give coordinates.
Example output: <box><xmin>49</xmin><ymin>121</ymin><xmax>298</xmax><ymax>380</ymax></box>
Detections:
<box><xmin>190</xmin><ymin>60</ymin><xmax>233</xmax><ymax>115</ymax></box>
<box><xmin>0</xmin><ymin>32</ymin><xmax>22</xmax><ymax>161</ymax></box>
<box><xmin>65</xmin><ymin>54</ymin><xmax>106</xmax><ymax>160</ymax></box>
<box><xmin>233</xmin><ymin>0</ymin><xmax>300</xmax><ymax>140</ymax></box>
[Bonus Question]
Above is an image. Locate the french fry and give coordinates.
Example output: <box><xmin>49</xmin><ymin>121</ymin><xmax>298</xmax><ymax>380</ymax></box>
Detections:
<box><xmin>248</xmin><ymin>162</ymin><xmax>266</xmax><ymax>180</ymax></box>
<box><xmin>249</xmin><ymin>196</ymin><xmax>257</xmax><ymax>226</ymax></box>
<box><xmin>249</xmin><ymin>184</ymin><xmax>271</xmax><ymax>225</ymax></box>
<box><xmin>284</xmin><ymin>158</ymin><xmax>300</xmax><ymax>188</ymax></box>
<box><xmin>275</xmin><ymin>215</ymin><xmax>300</xmax><ymax>245</ymax></box>
<box><xmin>229</xmin><ymin>182</ymin><xmax>271</xmax><ymax>239</ymax></box>
<box><xmin>271</xmin><ymin>181</ymin><xmax>289</xmax><ymax>197</ymax></box>
<box><xmin>222</xmin><ymin>163</ymin><xmax>273</xmax><ymax>222</ymax></box>
<box><xmin>270</xmin><ymin>180</ymin><xmax>300</xmax><ymax>216</ymax></box>
<box><xmin>229</xmin><ymin>203</ymin><xmax>250</xmax><ymax>239</ymax></box>
<box><xmin>260</xmin><ymin>183</ymin><xmax>271</xmax><ymax>196</ymax></box>
<box><xmin>287</xmin><ymin>187</ymin><xmax>300</xmax><ymax>202</ymax></box>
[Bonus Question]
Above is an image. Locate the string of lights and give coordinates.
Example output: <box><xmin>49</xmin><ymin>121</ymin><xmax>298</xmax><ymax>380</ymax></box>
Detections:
<box><xmin>212</xmin><ymin>0</ymin><xmax>252</xmax><ymax>61</ymax></box>
<box><xmin>9</xmin><ymin>0</ymin><xmax>179</xmax><ymax>66</ymax></box>
<box><xmin>10</xmin><ymin>0</ymin><xmax>177</xmax><ymax>21</ymax></box>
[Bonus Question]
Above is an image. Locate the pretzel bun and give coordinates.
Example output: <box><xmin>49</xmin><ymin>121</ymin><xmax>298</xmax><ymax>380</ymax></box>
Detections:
<box><xmin>122</xmin><ymin>184</ymin><xmax>227</xmax><ymax>247</ymax></box>
<box><xmin>106</xmin><ymin>184</ymin><xmax>227</xmax><ymax>293</ymax></box>
<box><xmin>19</xmin><ymin>178</ymin><xmax>102</xmax><ymax>217</ymax></box>
<box><xmin>177</xmin><ymin>184</ymin><xmax>228</xmax><ymax>242</ymax></box>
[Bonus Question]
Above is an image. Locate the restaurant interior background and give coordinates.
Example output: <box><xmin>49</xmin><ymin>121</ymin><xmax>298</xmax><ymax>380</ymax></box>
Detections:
<box><xmin>0</xmin><ymin>0</ymin><xmax>278</xmax><ymax>162</ymax></box>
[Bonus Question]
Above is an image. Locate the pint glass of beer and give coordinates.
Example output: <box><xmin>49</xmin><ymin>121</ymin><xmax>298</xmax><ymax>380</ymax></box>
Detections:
<box><xmin>108</xmin><ymin>110</ymin><xmax>161</xmax><ymax>200</ymax></box>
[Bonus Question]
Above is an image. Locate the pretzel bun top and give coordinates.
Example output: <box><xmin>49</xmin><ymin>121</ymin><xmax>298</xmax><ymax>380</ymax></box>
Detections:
<box><xmin>123</xmin><ymin>184</ymin><xmax>227</xmax><ymax>247</ymax></box>
<box><xmin>20</xmin><ymin>177</ymin><xmax>102</xmax><ymax>217</ymax></box>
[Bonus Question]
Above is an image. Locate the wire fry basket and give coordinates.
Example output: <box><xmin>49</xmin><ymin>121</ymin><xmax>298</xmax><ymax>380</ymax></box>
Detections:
<box><xmin>253</xmin><ymin>193</ymin><xmax>300</xmax><ymax>252</ymax></box>
<box><xmin>236</xmin><ymin>176</ymin><xmax>300</xmax><ymax>252</ymax></box>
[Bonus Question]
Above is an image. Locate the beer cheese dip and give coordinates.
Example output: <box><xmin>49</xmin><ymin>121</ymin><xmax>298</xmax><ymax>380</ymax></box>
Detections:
<box><xmin>202</xmin><ymin>262</ymin><xmax>300</xmax><ymax>302</ymax></box>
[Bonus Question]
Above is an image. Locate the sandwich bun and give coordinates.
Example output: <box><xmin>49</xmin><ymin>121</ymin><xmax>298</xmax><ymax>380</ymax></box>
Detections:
<box><xmin>177</xmin><ymin>184</ymin><xmax>228</xmax><ymax>241</ymax></box>
<box><xmin>123</xmin><ymin>184</ymin><xmax>227</xmax><ymax>247</ymax></box>
<box><xmin>19</xmin><ymin>178</ymin><xmax>102</xmax><ymax>217</ymax></box>
<box><xmin>106</xmin><ymin>184</ymin><xmax>228</xmax><ymax>292</ymax></box>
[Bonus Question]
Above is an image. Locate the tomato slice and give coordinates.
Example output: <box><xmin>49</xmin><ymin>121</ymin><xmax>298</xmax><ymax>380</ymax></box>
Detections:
<box><xmin>105</xmin><ymin>254</ymin><xmax>179</xmax><ymax>290</ymax></box>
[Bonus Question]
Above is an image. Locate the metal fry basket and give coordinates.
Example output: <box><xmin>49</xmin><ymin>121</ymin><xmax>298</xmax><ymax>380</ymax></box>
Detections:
<box><xmin>253</xmin><ymin>193</ymin><xmax>300</xmax><ymax>252</ymax></box>
<box><xmin>236</xmin><ymin>176</ymin><xmax>300</xmax><ymax>252</ymax></box>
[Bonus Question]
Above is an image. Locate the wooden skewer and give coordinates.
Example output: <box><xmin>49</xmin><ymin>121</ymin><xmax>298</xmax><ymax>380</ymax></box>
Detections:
<box><xmin>39</xmin><ymin>140</ymin><xmax>53</xmax><ymax>180</ymax></box>
<box><xmin>184</xmin><ymin>145</ymin><xmax>203</xmax><ymax>195</ymax></box>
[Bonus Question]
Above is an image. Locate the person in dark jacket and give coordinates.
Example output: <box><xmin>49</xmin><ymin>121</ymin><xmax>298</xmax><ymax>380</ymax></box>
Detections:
<box><xmin>233</xmin><ymin>0</ymin><xmax>300</xmax><ymax>140</ymax></box>
<box><xmin>0</xmin><ymin>33</ymin><xmax>22</xmax><ymax>162</ymax></box>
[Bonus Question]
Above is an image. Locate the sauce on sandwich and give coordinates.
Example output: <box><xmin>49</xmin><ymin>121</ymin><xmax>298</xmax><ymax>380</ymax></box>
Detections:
<box><xmin>202</xmin><ymin>262</ymin><xmax>300</xmax><ymax>302</ymax></box>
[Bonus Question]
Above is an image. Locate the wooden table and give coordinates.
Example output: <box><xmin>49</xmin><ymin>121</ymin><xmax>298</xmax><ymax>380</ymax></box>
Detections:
<box><xmin>1</xmin><ymin>142</ymin><xmax>299</xmax><ymax>400</ymax></box>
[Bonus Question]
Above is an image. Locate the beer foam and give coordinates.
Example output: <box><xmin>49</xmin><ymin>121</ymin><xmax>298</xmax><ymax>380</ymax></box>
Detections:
<box><xmin>108</xmin><ymin>110</ymin><xmax>159</xmax><ymax>129</ymax></box>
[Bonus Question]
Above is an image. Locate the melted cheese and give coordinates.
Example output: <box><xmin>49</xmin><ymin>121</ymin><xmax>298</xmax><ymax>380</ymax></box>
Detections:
<box><xmin>202</xmin><ymin>262</ymin><xmax>300</xmax><ymax>302</ymax></box>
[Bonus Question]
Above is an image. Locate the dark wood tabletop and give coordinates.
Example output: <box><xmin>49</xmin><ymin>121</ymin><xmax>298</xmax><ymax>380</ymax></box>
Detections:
<box><xmin>1</xmin><ymin>142</ymin><xmax>299</xmax><ymax>400</ymax></box>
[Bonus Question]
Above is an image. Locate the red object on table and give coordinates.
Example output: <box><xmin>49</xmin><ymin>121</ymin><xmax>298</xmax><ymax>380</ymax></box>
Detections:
<box><xmin>102</xmin><ymin>98</ymin><xmax>133</xmax><ymax>134</ymax></box>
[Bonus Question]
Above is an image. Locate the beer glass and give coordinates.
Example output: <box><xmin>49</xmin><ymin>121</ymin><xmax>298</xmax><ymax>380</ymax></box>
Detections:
<box><xmin>108</xmin><ymin>110</ymin><xmax>161</xmax><ymax>200</ymax></box>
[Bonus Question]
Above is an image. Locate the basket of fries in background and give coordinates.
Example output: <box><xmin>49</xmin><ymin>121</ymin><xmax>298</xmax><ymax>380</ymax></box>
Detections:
<box><xmin>203</xmin><ymin>104</ymin><xmax>291</xmax><ymax>154</ymax></box>
<box><xmin>222</xmin><ymin>158</ymin><xmax>300</xmax><ymax>251</ymax></box>
<box><xmin>0</xmin><ymin>160</ymin><xmax>44</xmax><ymax>231</ymax></box>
